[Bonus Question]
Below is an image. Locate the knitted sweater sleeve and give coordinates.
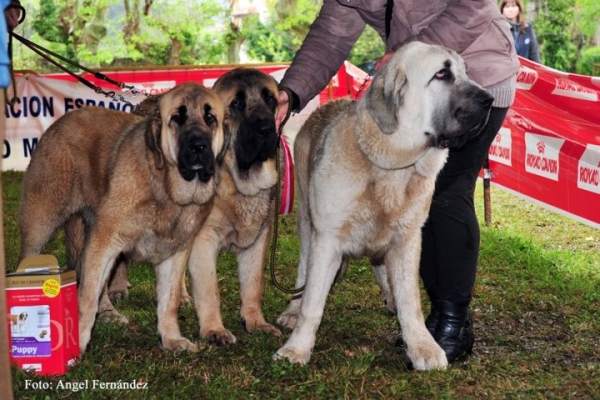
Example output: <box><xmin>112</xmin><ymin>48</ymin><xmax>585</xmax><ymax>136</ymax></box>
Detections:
<box><xmin>279</xmin><ymin>0</ymin><xmax>366</xmax><ymax>111</ymax></box>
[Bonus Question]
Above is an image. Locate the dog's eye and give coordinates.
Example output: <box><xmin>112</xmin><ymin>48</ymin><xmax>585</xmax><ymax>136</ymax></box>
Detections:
<box><xmin>204</xmin><ymin>113</ymin><xmax>217</xmax><ymax>127</ymax></box>
<box><xmin>434</xmin><ymin>68</ymin><xmax>453</xmax><ymax>81</ymax></box>
<box><xmin>230</xmin><ymin>92</ymin><xmax>246</xmax><ymax>112</ymax></box>
<box><xmin>434</xmin><ymin>69</ymin><xmax>447</xmax><ymax>79</ymax></box>
<box><xmin>203</xmin><ymin>104</ymin><xmax>218</xmax><ymax>127</ymax></box>
<box><xmin>231</xmin><ymin>98</ymin><xmax>241</xmax><ymax>109</ymax></box>
<box><xmin>171</xmin><ymin>105</ymin><xmax>188</xmax><ymax>125</ymax></box>
<box><xmin>262</xmin><ymin>89</ymin><xmax>277</xmax><ymax>110</ymax></box>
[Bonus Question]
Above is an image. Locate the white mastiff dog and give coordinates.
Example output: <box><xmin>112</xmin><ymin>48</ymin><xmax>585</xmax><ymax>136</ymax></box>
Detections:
<box><xmin>274</xmin><ymin>42</ymin><xmax>494</xmax><ymax>370</ymax></box>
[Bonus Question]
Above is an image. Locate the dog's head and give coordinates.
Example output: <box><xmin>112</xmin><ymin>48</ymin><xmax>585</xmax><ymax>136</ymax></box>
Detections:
<box><xmin>363</xmin><ymin>42</ymin><xmax>494</xmax><ymax>155</ymax></box>
<box><xmin>144</xmin><ymin>82</ymin><xmax>226</xmax><ymax>185</ymax></box>
<box><xmin>212</xmin><ymin>68</ymin><xmax>280</xmax><ymax>195</ymax></box>
<box><xmin>19</xmin><ymin>312</ymin><xmax>28</xmax><ymax>322</ymax></box>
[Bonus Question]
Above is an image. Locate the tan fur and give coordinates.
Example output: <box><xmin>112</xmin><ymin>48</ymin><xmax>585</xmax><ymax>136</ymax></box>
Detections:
<box><xmin>183</xmin><ymin>68</ymin><xmax>283</xmax><ymax>345</ymax></box>
<box><xmin>18</xmin><ymin>82</ymin><xmax>226</xmax><ymax>354</ymax></box>
<box><xmin>274</xmin><ymin>42</ymin><xmax>494</xmax><ymax>370</ymax></box>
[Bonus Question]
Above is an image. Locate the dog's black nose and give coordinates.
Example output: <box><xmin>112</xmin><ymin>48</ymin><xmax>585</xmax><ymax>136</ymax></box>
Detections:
<box><xmin>190</xmin><ymin>137</ymin><xmax>209</xmax><ymax>154</ymax></box>
<box><xmin>257</xmin><ymin>120</ymin><xmax>275</xmax><ymax>137</ymax></box>
<box><xmin>477</xmin><ymin>91</ymin><xmax>495</xmax><ymax>108</ymax></box>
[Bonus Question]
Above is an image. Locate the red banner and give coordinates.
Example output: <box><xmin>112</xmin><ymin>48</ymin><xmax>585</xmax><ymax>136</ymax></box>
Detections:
<box><xmin>7</xmin><ymin>59</ymin><xmax>599</xmax><ymax>227</ymax></box>
<box><xmin>488</xmin><ymin>57</ymin><xmax>600</xmax><ymax>228</ymax></box>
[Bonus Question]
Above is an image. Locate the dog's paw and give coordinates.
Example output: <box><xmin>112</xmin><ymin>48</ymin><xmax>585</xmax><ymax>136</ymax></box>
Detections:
<box><xmin>276</xmin><ymin>312</ymin><xmax>298</xmax><ymax>332</ymax></box>
<box><xmin>406</xmin><ymin>341</ymin><xmax>448</xmax><ymax>371</ymax></box>
<box><xmin>107</xmin><ymin>286</ymin><xmax>129</xmax><ymax>302</ymax></box>
<box><xmin>241</xmin><ymin>317</ymin><xmax>283</xmax><ymax>337</ymax></box>
<box><xmin>258</xmin><ymin>323</ymin><xmax>283</xmax><ymax>337</ymax></box>
<box><xmin>272</xmin><ymin>346</ymin><xmax>311</xmax><ymax>365</ymax></box>
<box><xmin>159</xmin><ymin>335</ymin><xmax>199</xmax><ymax>352</ymax></box>
<box><xmin>203</xmin><ymin>329</ymin><xmax>238</xmax><ymax>346</ymax></box>
<box><xmin>97</xmin><ymin>309</ymin><xmax>129</xmax><ymax>325</ymax></box>
<box><xmin>180</xmin><ymin>284</ymin><xmax>193</xmax><ymax>306</ymax></box>
<box><xmin>180</xmin><ymin>292</ymin><xmax>193</xmax><ymax>306</ymax></box>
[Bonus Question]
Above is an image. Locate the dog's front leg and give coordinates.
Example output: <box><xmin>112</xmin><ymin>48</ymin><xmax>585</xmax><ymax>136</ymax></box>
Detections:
<box><xmin>237</xmin><ymin>227</ymin><xmax>281</xmax><ymax>337</ymax></box>
<box><xmin>276</xmin><ymin>193</ymin><xmax>312</xmax><ymax>330</ymax></box>
<box><xmin>387</xmin><ymin>237</ymin><xmax>448</xmax><ymax>370</ymax></box>
<box><xmin>273</xmin><ymin>233</ymin><xmax>341</xmax><ymax>365</ymax></box>
<box><xmin>156</xmin><ymin>248</ymin><xmax>198</xmax><ymax>352</ymax></box>
<box><xmin>78</xmin><ymin>240</ymin><xmax>121</xmax><ymax>355</ymax></box>
<box><xmin>97</xmin><ymin>285</ymin><xmax>129</xmax><ymax>325</ymax></box>
<box><xmin>371</xmin><ymin>263</ymin><xmax>396</xmax><ymax>314</ymax></box>
<box><xmin>188</xmin><ymin>228</ymin><xmax>237</xmax><ymax>345</ymax></box>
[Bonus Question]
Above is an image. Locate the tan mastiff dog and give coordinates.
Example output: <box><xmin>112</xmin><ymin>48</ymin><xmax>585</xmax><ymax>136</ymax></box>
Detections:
<box><xmin>182</xmin><ymin>68</ymin><xmax>284</xmax><ymax>345</ymax></box>
<box><xmin>273</xmin><ymin>42</ymin><xmax>494</xmax><ymax>370</ymax></box>
<box><xmin>18</xmin><ymin>82</ymin><xmax>226</xmax><ymax>354</ymax></box>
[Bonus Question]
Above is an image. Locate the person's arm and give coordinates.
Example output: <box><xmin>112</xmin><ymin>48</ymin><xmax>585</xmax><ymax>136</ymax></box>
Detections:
<box><xmin>5</xmin><ymin>0</ymin><xmax>24</xmax><ymax>31</ymax></box>
<box><xmin>279</xmin><ymin>0</ymin><xmax>366</xmax><ymax>112</ymax></box>
<box><xmin>528</xmin><ymin>23</ymin><xmax>541</xmax><ymax>64</ymax></box>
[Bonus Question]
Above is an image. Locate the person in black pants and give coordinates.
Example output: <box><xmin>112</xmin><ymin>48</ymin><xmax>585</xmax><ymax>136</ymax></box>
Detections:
<box><xmin>419</xmin><ymin>107</ymin><xmax>509</xmax><ymax>361</ymax></box>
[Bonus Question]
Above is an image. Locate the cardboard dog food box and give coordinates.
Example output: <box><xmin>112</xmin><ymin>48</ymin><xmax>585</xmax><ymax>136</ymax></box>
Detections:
<box><xmin>5</xmin><ymin>255</ymin><xmax>79</xmax><ymax>375</ymax></box>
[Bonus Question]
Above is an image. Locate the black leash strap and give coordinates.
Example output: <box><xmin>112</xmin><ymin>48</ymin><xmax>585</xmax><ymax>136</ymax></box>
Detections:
<box><xmin>267</xmin><ymin>94</ymin><xmax>304</xmax><ymax>295</ymax></box>
<box><xmin>6</xmin><ymin>28</ymin><xmax>19</xmax><ymax>105</ymax></box>
<box><xmin>11</xmin><ymin>32</ymin><xmax>123</xmax><ymax>90</ymax></box>
<box><xmin>268</xmin><ymin>136</ymin><xmax>304</xmax><ymax>295</ymax></box>
<box><xmin>4</xmin><ymin>3</ymin><xmax>27</xmax><ymax>105</ymax></box>
<box><xmin>9</xmin><ymin>32</ymin><xmax>152</xmax><ymax>109</ymax></box>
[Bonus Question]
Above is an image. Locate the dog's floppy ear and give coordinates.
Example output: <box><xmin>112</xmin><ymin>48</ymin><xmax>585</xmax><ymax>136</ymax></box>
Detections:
<box><xmin>365</xmin><ymin>62</ymin><xmax>407</xmax><ymax>135</ymax></box>
<box><xmin>144</xmin><ymin>118</ymin><xmax>165</xmax><ymax>170</ymax></box>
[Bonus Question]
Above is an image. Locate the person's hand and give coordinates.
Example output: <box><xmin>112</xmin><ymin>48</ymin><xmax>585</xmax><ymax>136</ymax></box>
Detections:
<box><xmin>374</xmin><ymin>51</ymin><xmax>395</xmax><ymax>71</ymax></box>
<box><xmin>5</xmin><ymin>2</ymin><xmax>25</xmax><ymax>31</ymax></box>
<box><xmin>275</xmin><ymin>89</ymin><xmax>290</xmax><ymax>133</ymax></box>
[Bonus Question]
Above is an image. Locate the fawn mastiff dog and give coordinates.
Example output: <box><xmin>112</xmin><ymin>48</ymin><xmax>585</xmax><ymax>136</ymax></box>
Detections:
<box><xmin>18</xmin><ymin>82</ymin><xmax>226</xmax><ymax>354</ymax></box>
<box><xmin>273</xmin><ymin>42</ymin><xmax>494</xmax><ymax>370</ymax></box>
<box><xmin>180</xmin><ymin>68</ymin><xmax>283</xmax><ymax>345</ymax></box>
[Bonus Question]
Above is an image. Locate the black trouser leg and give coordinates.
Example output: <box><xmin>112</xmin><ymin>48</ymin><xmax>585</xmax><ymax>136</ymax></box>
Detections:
<box><xmin>420</xmin><ymin>107</ymin><xmax>509</xmax><ymax>302</ymax></box>
<box><xmin>419</xmin><ymin>107</ymin><xmax>509</xmax><ymax>362</ymax></box>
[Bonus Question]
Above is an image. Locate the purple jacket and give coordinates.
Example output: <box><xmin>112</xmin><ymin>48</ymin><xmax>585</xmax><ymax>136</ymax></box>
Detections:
<box><xmin>280</xmin><ymin>0</ymin><xmax>520</xmax><ymax>111</ymax></box>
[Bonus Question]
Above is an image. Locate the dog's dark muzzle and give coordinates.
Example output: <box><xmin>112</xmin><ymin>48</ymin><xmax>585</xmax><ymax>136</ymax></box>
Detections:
<box><xmin>235</xmin><ymin>113</ymin><xmax>279</xmax><ymax>171</ymax></box>
<box><xmin>435</xmin><ymin>88</ymin><xmax>494</xmax><ymax>149</ymax></box>
<box><xmin>177</xmin><ymin>130</ymin><xmax>215</xmax><ymax>182</ymax></box>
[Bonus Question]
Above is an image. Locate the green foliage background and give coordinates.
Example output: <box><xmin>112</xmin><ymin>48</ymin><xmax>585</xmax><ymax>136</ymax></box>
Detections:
<box><xmin>8</xmin><ymin>0</ymin><xmax>600</xmax><ymax>74</ymax></box>
<box><xmin>535</xmin><ymin>0</ymin><xmax>579</xmax><ymax>71</ymax></box>
<box><xmin>533</xmin><ymin>0</ymin><xmax>600</xmax><ymax>72</ymax></box>
<box><xmin>576</xmin><ymin>46</ymin><xmax>600</xmax><ymax>75</ymax></box>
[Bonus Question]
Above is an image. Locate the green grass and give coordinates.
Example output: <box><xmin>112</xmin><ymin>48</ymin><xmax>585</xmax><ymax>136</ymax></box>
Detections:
<box><xmin>4</xmin><ymin>170</ymin><xmax>599</xmax><ymax>399</ymax></box>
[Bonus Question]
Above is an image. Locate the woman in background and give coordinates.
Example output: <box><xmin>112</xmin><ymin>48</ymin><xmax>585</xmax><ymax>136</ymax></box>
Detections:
<box><xmin>501</xmin><ymin>0</ymin><xmax>541</xmax><ymax>63</ymax></box>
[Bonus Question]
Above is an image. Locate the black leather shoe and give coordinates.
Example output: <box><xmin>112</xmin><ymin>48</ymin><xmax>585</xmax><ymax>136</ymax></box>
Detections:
<box><xmin>425</xmin><ymin>302</ymin><xmax>440</xmax><ymax>336</ymax></box>
<box><xmin>434</xmin><ymin>300</ymin><xmax>475</xmax><ymax>363</ymax></box>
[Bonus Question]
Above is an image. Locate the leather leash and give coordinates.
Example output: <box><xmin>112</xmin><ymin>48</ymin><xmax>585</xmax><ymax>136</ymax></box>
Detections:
<box><xmin>268</xmin><ymin>97</ymin><xmax>305</xmax><ymax>295</ymax></box>
<box><xmin>9</xmin><ymin>32</ymin><xmax>155</xmax><ymax>114</ymax></box>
